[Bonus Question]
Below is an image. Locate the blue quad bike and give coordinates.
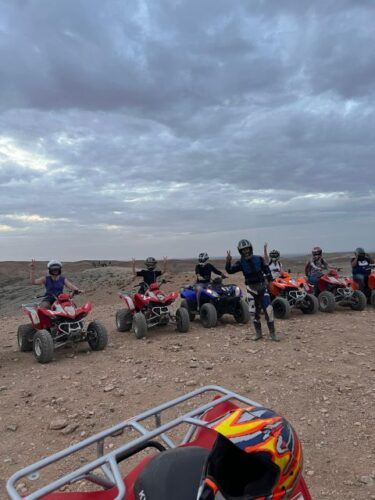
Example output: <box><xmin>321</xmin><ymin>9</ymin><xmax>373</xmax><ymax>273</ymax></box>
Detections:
<box><xmin>180</xmin><ymin>277</ymin><xmax>250</xmax><ymax>328</ymax></box>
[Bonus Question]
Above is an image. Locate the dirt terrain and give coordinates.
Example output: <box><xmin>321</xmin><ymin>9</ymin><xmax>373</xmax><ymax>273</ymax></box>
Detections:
<box><xmin>0</xmin><ymin>257</ymin><xmax>374</xmax><ymax>499</ymax></box>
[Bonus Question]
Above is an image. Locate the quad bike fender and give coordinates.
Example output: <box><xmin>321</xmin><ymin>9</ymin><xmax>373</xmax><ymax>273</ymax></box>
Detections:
<box><xmin>23</xmin><ymin>306</ymin><xmax>41</xmax><ymax>329</ymax></box>
<box><xmin>119</xmin><ymin>293</ymin><xmax>136</xmax><ymax>311</ymax></box>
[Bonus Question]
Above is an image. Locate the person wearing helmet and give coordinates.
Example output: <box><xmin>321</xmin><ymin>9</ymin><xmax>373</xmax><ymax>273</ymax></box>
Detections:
<box><xmin>304</xmin><ymin>247</ymin><xmax>328</xmax><ymax>292</ymax></box>
<box><xmin>226</xmin><ymin>240</ymin><xmax>277</xmax><ymax>341</ymax></box>
<box><xmin>132</xmin><ymin>256</ymin><xmax>167</xmax><ymax>293</ymax></box>
<box><xmin>29</xmin><ymin>259</ymin><xmax>83</xmax><ymax>309</ymax></box>
<box><xmin>195</xmin><ymin>253</ymin><xmax>226</xmax><ymax>284</ymax></box>
<box><xmin>197</xmin><ymin>405</ymin><xmax>304</xmax><ymax>499</ymax></box>
<box><xmin>351</xmin><ymin>247</ymin><xmax>373</xmax><ymax>292</ymax></box>
<box><xmin>264</xmin><ymin>243</ymin><xmax>283</xmax><ymax>279</ymax></box>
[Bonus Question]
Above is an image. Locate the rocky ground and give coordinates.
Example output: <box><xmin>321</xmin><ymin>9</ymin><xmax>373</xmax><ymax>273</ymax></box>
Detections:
<box><xmin>0</xmin><ymin>260</ymin><xmax>374</xmax><ymax>499</ymax></box>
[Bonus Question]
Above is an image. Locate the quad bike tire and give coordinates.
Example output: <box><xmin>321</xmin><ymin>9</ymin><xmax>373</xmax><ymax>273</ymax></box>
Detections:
<box><xmin>33</xmin><ymin>330</ymin><xmax>54</xmax><ymax>364</ymax></box>
<box><xmin>371</xmin><ymin>290</ymin><xmax>375</xmax><ymax>307</ymax></box>
<box><xmin>180</xmin><ymin>299</ymin><xmax>196</xmax><ymax>322</ymax></box>
<box><xmin>176</xmin><ymin>307</ymin><xmax>190</xmax><ymax>333</ymax></box>
<box><xmin>200</xmin><ymin>303</ymin><xmax>217</xmax><ymax>328</ymax></box>
<box><xmin>350</xmin><ymin>290</ymin><xmax>367</xmax><ymax>311</ymax></box>
<box><xmin>234</xmin><ymin>298</ymin><xmax>251</xmax><ymax>324</ymax></box>
<box><xmin>116</xmin><ymin>309</ymin><xmax>133</xmax><ymax>332</ymax></box>
<box><xmin>87</xmin><ymin>321</ymin><xmax>108</xmax><ymax>351</ymax></box>
<box><xmin>17</xmin><ymin>324</ymin><xmax>35</xmax><ymax>352</ymax></box>
<box><xmin>272</xmin><ymin>297</ymin><xmax>291</xmax><ymax>319</ymax></box>
<box><xmin>133</xmin><ymin>312</ymin><xmax>148</xmax><ymax>339</ymax></box>
<box><xmin>318</xmin><ymin>291</ymin><xmax>336</xmax><ymax>313</ymax></box>
<box><xmin>300</xmin><ymin>294</ymin><xmax>319</xmax><ymax>314</ymax></box>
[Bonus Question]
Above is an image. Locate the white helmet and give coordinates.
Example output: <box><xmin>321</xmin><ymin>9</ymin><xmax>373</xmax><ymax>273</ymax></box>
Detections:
<box><xmin>47</xmin><ymin>260</ymin><xmax>62</xmax><ymax>275</ymax></box>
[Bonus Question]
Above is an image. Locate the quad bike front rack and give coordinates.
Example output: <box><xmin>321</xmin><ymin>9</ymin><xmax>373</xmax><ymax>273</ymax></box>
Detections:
<box><xmin>6</xmin><ymin>385</ymin><xmax>261</xmax><ymax>500</ymax></box>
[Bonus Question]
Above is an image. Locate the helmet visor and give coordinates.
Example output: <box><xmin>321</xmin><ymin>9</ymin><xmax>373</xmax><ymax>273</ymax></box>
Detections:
<box><xmin>200</xmin><ymin>435</ymin><xmax>279</xmax><ymax>499</ymax></box>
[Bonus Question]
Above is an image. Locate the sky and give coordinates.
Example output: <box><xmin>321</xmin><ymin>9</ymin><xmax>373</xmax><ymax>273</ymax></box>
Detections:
<box><xmin>0</xmin><ymin>0</ymin><xmax>375</xmax><ymax>261</ymax></box>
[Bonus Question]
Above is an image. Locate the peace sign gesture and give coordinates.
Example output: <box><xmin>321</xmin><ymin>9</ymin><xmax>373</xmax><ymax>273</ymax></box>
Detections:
<box><xmin>226</xmin><ymin>250</ymin><xmax>232</xmax><ymax>262</ymax></box>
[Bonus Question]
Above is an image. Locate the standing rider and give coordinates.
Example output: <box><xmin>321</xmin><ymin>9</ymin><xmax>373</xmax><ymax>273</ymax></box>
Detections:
<box><xmin>351</xmin><ymin>247</ymin><xmax>373</xmax><ymax>292</ymax></box>
<box><xmin>226</xmin><ymin>240</ymin><xmax>278</xmax><ymax>341</ymax></box>
<box><xmin>132</xmin><ymin>256</ymin><xmax>167</xmax><ymax>293</ymax></box>
<box><xmin>29</xmin><ymin>259</ymin><xmax>83</xmax><ymax>309</ymax></box>
<box><xmin>264</xmin><ymin>243</ymin><xmax>283</xmax><ymax>279</ymax></box>
<box><xmin>305</xmin><ymin>246</ymin><xmax>328</xmax><ymax>292</ymax></box>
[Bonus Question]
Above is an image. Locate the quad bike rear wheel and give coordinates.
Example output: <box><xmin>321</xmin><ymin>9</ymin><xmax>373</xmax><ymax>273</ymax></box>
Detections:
<box><xmin>300</xmin><ymin>294</ymin><xmax>319</xmax><ymax>314</ymax></box>
<box><xmin>234</xmin><ymin>298</ymin><xmax>251</xmax><ymax>324</ymax></box>
<box><xmin>133</xmin><ymin>312</ymin><xmax>148</xmax><ymax>339</ymax></box>
<box><xmin>17</xmin><ymin>324</ymin><xmax>35</xmax><ymax>352</ymax></box>
<box><xmin>350</xmin><ymin>290</ymin><xmax>367</xmax><ymax>311</ymax></box>
<box><xmin>87</xmin><ymin>321</ymin><xmax>108</xmax><ymax>351</ymax></box>
<box><xmin>318</xmin><ymin>291</ymin><xmax>336</xmax><ymax>313</ymax></box>
<box><xmin>33</xmin><ymin>330</ymin><xmax>54</xmax><ymax>364</ymax></box>
<box><xmin>200</xmin><ymin>303</ymin><xmax>217</xmax><ymax>328</ymax></box>
<box><xmin>176</xmin><ymin>307</ymin><xmax>190</xmax><ymax>333</ymax></box>
<box><xmin>180</xmin><ymin>299</ymin><xmax>196</xmax><ymax>322</ymax></box>
<box><xmin>272</xmin><ymin>297</ymin><xmax>291</xmax><ymax>319</ymax></box>
<box><xmin>116</xmin><ymin>309</ymin><xmax>133</xmax><ymax>332</ymax></box>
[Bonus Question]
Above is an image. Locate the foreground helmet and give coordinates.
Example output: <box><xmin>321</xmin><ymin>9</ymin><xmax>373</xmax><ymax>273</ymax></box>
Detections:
<box><xmin>198</xmin><ymin>406</ymin><xmax>303</xmax><ymax>500</ymax></box>
<box><xmin>355</xmin><ymin>247</ymin><xmax>365</xmax><ymax>257</ymax></box>
<box><xmin>312</xmin><ymin>246</ymin><xmax>322</xmax><ymax>258</ymax></box>
<box><xmin>199</xmin><ymin>252</ymin><xmax>209</xmax><ymax>264</ymax></box>
<box><xmin>269</xmin><ymin>250</ymin><xmax>280</xmax><ymax>260</ymax></box>
<box><xmin>145</xmin><ymin>257</ymin><xmax>157</xmax><ymax>270</ymax></box>
<box><xmin>47</xmin><ymin>260</ymin><xmax>62</xmax><ymax>275</ymax></box>
<box><xmin>238</xmin><ymin>239</ymin><xmax>253</xmax><ymax>257</ymax></box>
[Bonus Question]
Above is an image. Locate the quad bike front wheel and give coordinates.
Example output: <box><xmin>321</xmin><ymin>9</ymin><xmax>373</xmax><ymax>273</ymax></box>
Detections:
<box><xmin>18</xmin><ymin>324</ymin><xmax>35</xmax><ymax>352</ymax></box>
<box><xmin>200</xmin><ymin>303</ymin><xmax>217</xmax><ymax>328</ymax></box>
<box><xmin>371</xmin><ymin>290</ymin><xmax>375</xmax><ymax>307</ymax></box>
<box><xmin>87</xmin><ymin>321</ymin><xmax>108</xmax><ymax>351</ymax></box>
<box><xmin>133</xmin><ymin>312</ymin><xmax>148</xmax><ymax>339</ymax></box>
<box><xmin>176</xmin><ymin>307</ymin><xmax>190</xmax><ymax>333</ymax></box>
<box><xmin>300</xmin><ymin>294</ymin><xmax>319</xmax><ymax>314</ymax></box>
<box><xmin>116</xmin><ymin>309</ymin><xmax>133</xmax><ymax>332</ymax></box>
<box><xmin>234</xmin><ymin>298</ymin><xmax>251</xmax><ymax>324</ymax></box>
<box><xmin>318</xmin><ymin>291</ymin><xmax>336</xmax><ymax>313</ymax></box>
<box><xmin>350</xmin><ymin>290</ymin><xmax>367</xmax><ymax>311</ymax></box>
<box><xmin>272</xmin><ymin>297</ymin><xmax>291</xmax><ymax>319</ymax></box>
<box><xmin>180</xmin><ymin>298</ymin><xmax>196</xmax><ymax>322</ymax></box>
<box><xmin>33</xmin><ymin>330</ymin><xmax>54</xmax><ymax>364</ymax></box>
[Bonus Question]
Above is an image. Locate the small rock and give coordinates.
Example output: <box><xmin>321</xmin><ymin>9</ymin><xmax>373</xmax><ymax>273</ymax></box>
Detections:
<box><xmin>50</xmin><ymin>418</ymin><xmax>68</xmax><ymax>430</ymax></box>
<box><xmin>185</xmin><ymin>380</ymin><xmax>198</xmax><ymax>387</ymax></box>
<box><xmin>103</xmin><ymin>385</ymin><xmax>115</xmax><ymax>392</ymax></box>
<box><xmin>61</xmin><ymin>423</ymin><xmax>79</xmax><ymax>435</ymax></box>
<box><xmin>6</xmin><ymin>424</ymin><xmax>18</xmax><ymax>432</ymax></box>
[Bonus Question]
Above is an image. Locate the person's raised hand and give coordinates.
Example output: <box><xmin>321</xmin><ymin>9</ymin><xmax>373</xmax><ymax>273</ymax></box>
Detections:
<box><xmin>29</xmin><ymin>259</ymin><xmax>36</xmax><ymax>270</ymax></box>
<box><xmin>226</xmin><ymin>250</ymin><xmax>232</xmax><ymax>262</ymax></box>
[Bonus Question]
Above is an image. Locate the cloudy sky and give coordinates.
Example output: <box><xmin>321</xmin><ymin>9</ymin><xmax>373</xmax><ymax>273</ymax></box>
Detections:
<box><xmin>1</xmin><ymin>0</ymin><xmax>374</xmax><ymax>261</ymax></box>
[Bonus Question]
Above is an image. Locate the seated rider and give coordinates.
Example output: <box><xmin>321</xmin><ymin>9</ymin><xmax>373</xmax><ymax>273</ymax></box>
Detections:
<box><xmin>195</xmin><ymin>253</ymin><xmax>226</xmax><ymax>284</ymax></box>
<box><xmin>264</xmin><ymin>243</ymin><xmax>283</xmax><ymax>279</ymax></box>
<box><xmin>305</xmin><ymin>246</ymin><xmax>328</xmax><ymax>291</ymax></box>
<box><xmin>132</xmin><ymin>256</ymin><xmax>167</xmax><ymax>293</ymax></box>
<box><xmin>226</xmin><ymin>239</ymin><xmax>278</xmax><ymax>341</ymax></box>
<box><xmin>29</xmin><ymin>259</ymin><xmax>83</xmax><ymax>309</ymax></box>
<box><xmin>351</xmin><ymin>247</ymin><xmax>373</xmax><ymax>292</ymax></box>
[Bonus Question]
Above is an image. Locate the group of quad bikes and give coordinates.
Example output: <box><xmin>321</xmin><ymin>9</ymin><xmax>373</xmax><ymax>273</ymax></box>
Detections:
<box><xmin>17</xmin><ymin>265</ymin><xmax>375</xmax><ymax>364</ymax></box>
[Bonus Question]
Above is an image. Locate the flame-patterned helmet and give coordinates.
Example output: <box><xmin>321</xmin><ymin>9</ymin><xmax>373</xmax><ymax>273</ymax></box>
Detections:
<box><xmin>197</xmin><ymin>406</ymin><xmax>303</xmax><ymax>499</ymax></box>
<box><xmin>269</xmin><ymin>250</ymin><xmax>280</xmax><ymax>260</ymax></box>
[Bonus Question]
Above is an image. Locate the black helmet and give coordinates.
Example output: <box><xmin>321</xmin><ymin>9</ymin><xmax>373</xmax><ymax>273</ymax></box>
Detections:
<box><xmin>355</xmin><ymin>247</ymin><xmax>365</xmax><ymax>256</ymax></box>
<box><xmin>47</xmin><ymin>260</ymin><xmax>62</xmax><ymax>275</ymax></box>
<box><xmin>269</xmin><ymin>249</ymin><xmax>280</xmax><ymax>260</ymax></box>
<box><xmin>198</xmin><ymin>252</ymin><xmax>209</xmax><ymax>263</ymax></box>
<box><xmin>237</xmin><ymin>239</ymin><xmax>253</xmax><ymax>257</ymax></box>
<box><xmin>145</xmin><ymin>257</ymin><xmax>157</xmax><ymax>270</ymax></box>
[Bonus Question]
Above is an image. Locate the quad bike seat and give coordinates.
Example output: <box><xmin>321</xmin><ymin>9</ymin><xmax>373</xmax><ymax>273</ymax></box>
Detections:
<box><xmin>133</xmin><ymin>446</ymin><xmax>209</xmax><ymax>500</ymax></box>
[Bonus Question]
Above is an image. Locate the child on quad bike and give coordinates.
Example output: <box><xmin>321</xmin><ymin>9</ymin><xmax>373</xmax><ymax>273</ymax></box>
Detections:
<box><xmin>305</xmin><ymin>246</ymin><xmax>329</xmax><ymax>292</ymax></box>
<box><xmin>226</xmin><ymin>239</ymin><xmax>278</xmax><ymax>341</ymax></box>
<box><xmin>29</xmin><ymin>259</ymin><xmax>83</xmax><ymax>308</ymax></box>
<box><xmin>351</xmin><ymin>247</ymin><xmax>373</xmax><ymax>292</ymax></box>
<box><xmin>195</xmin><ymin>252</ymin><xmax>227</xmax><ymax>310</ymax></box>
<box><xmin>264</xmin><ymin>243</ymin><xmax>283</xmax><ymax>279</ymax></box>
<box><xmin>132</xmin><ymin>256</ymin><xmax>167</xmax><ymax>293</ymax></box>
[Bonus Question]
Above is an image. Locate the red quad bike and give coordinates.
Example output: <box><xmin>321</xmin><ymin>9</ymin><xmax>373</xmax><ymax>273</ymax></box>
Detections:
<box><xmin>116</xmin><ymin>279</ymin><xmax>190</xmax><ymax>339</ymax></box>
<box><xmin>18</xmin><ymin>291</ymin><xmax>108</xmax><ymax>364</ymax></box>
<box><xmin>313</xmin><ymin>268</ymin><xmax>367</xmax><ymax>313</ymax></box>
<box><xmin>269</xmin><ymin>272</ymin><xmax>319</xmax><ymax>319</ymax></box>
<box><xmin>6</xmin><ymin>385</ymin><xmax>312</xmax><ymax>500</ymax></box>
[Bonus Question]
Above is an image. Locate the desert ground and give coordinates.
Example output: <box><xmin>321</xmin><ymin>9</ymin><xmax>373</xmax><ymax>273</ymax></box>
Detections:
<box><xmin>0</xmin><ymin>255</ymin><xmax>374</xmax><ymax>499</ymax></box>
